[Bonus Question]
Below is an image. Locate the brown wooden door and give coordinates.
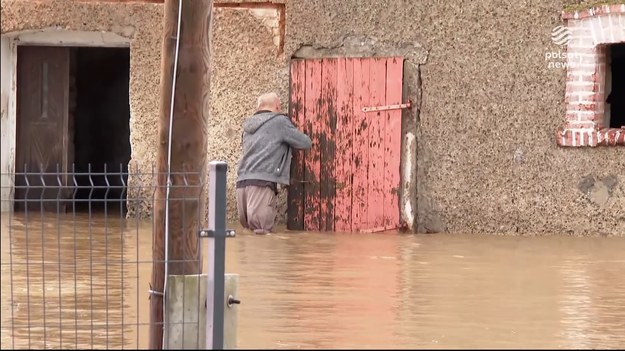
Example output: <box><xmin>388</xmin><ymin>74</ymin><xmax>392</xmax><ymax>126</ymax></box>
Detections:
<box><xmin>15</xmin><ymin>46</ymin><xmax>71</xmax><ymax>212</ymax></box>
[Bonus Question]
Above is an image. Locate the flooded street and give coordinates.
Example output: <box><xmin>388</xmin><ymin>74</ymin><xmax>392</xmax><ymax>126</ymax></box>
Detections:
<box><xmin>2</xmin><ymin>212</ymin><xmax>625</xmax><ymax>349</ymax></box>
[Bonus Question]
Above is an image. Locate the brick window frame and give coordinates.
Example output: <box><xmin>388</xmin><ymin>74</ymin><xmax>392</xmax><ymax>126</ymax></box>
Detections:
<box><xmin>557</xmin><ymin>4</ymin><xmax>625</xmax><ymax>147</ymax></box>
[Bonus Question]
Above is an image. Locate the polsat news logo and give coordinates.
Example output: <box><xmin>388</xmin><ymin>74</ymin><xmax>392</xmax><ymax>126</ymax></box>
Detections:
<box><xmin>551</xmin><ymin>25</ymin><xmax>572</xmax><ymax>46</ymax></box>
<box><xmin>546</xmin><ymin>25</ymin><xmax>578</xmax><ymax>69</ymax></box>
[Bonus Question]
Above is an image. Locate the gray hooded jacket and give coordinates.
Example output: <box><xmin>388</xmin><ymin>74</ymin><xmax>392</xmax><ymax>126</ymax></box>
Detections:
<box><xmin>237</xmin><ymin>111</ymin><xmax>312</xmax><ymax>186</ymax></box>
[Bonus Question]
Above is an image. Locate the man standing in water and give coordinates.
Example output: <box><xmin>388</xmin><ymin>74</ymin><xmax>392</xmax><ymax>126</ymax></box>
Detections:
<box><xmin>236</xmin><ymin>92</ymin><xmax>312</xmax><ymax>234</ymax></box>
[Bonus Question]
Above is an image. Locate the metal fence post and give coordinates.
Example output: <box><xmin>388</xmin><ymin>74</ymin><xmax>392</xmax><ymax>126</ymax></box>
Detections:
<box><xmin>201</xmin><ymin>161</ymin><xmax>233</xmax><ymax>350</ymax></box>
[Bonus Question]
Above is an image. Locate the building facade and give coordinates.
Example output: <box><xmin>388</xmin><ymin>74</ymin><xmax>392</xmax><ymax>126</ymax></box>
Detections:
<box><xmin>1</xmin><ymin>0</ymin><xmax>623</xmax><ymax>235</ymax></box>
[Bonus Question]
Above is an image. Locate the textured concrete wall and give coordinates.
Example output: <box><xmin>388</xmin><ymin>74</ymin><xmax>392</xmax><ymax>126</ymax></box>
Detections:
<box><xmin>283</xmin><ymin>0</ymin><xmax>625</xmax><ymax>236</ymax></box>
<box><xmin>0</xmin><ymin>0</ymin><xmax>284</xmax><ymax>221</ymax></box>
<box><xmin>1</xmin><ymin>0</ymin><xmax>163</xmax><ymax>217</ymax></box>
<box><xmin>210</xmin><ymin>6</ymin><xmax>289</xmax><ymax>223</ymax></box>
<box><xmin>212</xmin><ymin>0</ymin><xmax>624</xmax><ymax>236</ymax></box>
<box><xmin>3</xmin><ymin>0</ymin><xmax>623</xmax><ymax>235</ymax></box>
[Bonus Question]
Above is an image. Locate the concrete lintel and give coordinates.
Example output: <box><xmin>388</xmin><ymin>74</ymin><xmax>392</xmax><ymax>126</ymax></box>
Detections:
<box><xmin>6</xmin><ymin>28</ymin><xmax>130</xmax><ymax>47</ymax></box>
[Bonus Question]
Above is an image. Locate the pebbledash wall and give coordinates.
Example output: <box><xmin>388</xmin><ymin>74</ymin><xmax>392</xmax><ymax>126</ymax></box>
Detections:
<box><xmin>0</xmin><ymin>0</ymin><xmax>163</xmax><ymax>217</ymax></box>
<box><xmin>0</xmin><ymin>0</ymin><xmax>286</xmax><ymax>220</ymax></box>
<box><xmin>214</xmin><ymin>0</ymin><xmax>625</xmax><ymax>236</ymax></box>
<box><xmin>221</xmin><ymin>0</ymin><xmax>625</xmax><ymax>236</ymax></box>
<box><xmin>1</xmin><ymin>0</ymin><xmax>624</xmax><ymax>236</ymax></box>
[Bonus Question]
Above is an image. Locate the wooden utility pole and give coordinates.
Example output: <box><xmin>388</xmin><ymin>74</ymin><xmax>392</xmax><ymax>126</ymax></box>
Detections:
<box><xmin>150</xmin><ymin>0</ymin><xmax>213</xmax><ymax>349</ymax></box>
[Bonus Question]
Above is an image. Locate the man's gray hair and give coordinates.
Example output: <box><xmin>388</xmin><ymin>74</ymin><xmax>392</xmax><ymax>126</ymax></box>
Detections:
<box><xmin>257</xmin><ymin>92</ymin><xmax>280</xmax><ymax>109</ymax></box>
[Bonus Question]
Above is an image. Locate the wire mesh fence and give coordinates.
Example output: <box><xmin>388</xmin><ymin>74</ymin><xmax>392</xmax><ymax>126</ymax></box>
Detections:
<box><xmin>0</xmin><ymin>163</ymin><xmax>209</xmax><ymax>349</ymax></box>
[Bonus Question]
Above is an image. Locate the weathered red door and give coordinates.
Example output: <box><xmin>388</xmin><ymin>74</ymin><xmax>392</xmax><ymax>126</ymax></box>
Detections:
<box><xmin>15</xmin><ymin>46</ymin><xmax>71</xmax><ymax>212</ymax></box>
<box><xmin>287</xmin><ymin>57</ymin><xmax>404</xmax><ymax>233</ymax></box>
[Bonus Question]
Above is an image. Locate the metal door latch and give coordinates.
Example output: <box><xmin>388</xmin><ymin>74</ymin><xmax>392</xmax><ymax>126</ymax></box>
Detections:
<box><xmin>362</xmin><ymin>100</ymin><xmax>412</xmax><ymax>113</ymax></box>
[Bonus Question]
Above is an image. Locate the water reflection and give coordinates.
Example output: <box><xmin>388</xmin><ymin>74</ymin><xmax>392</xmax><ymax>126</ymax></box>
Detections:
<box><xmin>228</xmin><ymin>234</ymin><xmax>625</xmax><ymax>349</ymax></box>
<box><xmin>558</xmin><ymin>255</ymin><xmax>625</xmax><ymax>349</ymax></box>
<box><xmin>2</xmin><ymin>213</ymin><xmax>625</xmax><ymax>349</ymax></box>
<box><xmin>1</xmin><ymin>212</ymin><xmax>137</xmax><ymax>349</ymax></box>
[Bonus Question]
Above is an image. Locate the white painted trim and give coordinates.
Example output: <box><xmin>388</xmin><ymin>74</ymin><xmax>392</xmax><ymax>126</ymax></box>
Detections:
<box><xmin>0</xmin><ymin>37</ymin><xmax>17</xmax><ymax>212</ymax></box>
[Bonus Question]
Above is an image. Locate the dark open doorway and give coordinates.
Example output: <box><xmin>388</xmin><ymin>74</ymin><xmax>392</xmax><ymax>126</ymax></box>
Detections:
<box><xmin>14</xmin><ymin>45</ymin><xmax>130</xmax><ymax>213</ymax></box>
<box><xmin>607</xmin><ymin>43</ymin><xmax>625</xmax><ymax>129</ymax></box>
<box><xmin>71</xmin><ymin>47</ymin><xmax>131</xmax><ymax>213</ymax></box>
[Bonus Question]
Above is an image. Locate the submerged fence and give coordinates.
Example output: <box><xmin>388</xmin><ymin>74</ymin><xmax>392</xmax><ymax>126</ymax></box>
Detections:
<box><xmin>0</xmin><ymin>162</ymin><xmax>235</xmax><ymax>349</ymax></box>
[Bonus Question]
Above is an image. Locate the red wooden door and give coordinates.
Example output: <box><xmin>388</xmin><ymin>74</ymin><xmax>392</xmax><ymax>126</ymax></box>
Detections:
<box><xmin>15</xmin><ymin>46</ymin><xmax>71</xmax><ymax>212</ymax></box>
<box><xmin>287</xmin><ymin>57</ymin><xmax>404</xmax><ymax>233</ymax></box>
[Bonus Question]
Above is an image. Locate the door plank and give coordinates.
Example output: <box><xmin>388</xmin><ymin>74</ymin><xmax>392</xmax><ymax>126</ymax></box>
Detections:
<box><xmin>319</xmin><ymin>58</ymin><xmax>337</xmax><ymax>232</ymax></box>
<box><xmin>287</xmin><ymin>59</ymin><xmax>306</xmax><ymax>231</ymax></box>
<box><xmin>303</xmin><ymin>59</ymin><xmax>322</xmax><ymax>231</ymax></box>
<box><xmin>334</xmin><ymin>58</ymin><xmax>354</xmax><ymax>233</ymax></box>
<box><xmin>384</xmin><ymin>57</ymin><xmax>404</xmax><ymax>229</ymax></box>
<box><xmin>351</xmin><ymin>58</ymin><xmax>371</xmax><ymax>231</ymax></box>
<box><xmin>15</xmin><ymin>46</ymin><xmax>70</xmax><ymax>212</ymax></box>
<box><xmin>368</xmin><ymin>58</ymin><xmax>387</xmax><ymax>230</ymax></box>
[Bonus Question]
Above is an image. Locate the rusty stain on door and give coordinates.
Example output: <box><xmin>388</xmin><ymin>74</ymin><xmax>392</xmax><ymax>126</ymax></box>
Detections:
<box><xmin>287</xmin><ymin>57</ymin><xmax>404</xmax><ymax>233</ymax></box>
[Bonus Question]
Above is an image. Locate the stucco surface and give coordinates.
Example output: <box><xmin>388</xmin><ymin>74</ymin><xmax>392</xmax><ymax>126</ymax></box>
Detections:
<box><xmin>209</xmin><ymin>7</ymin><xmax>289</xmax><ymax>223</ymax></box>
<box><xmin>3</xmin><ymin>0</ymin><xmax>623</xmax><ymax>235</ymax></box>
<box><xmin>279</xmin><ymin>0</ymin><xmax>625</xmax><ymax>236</ymax></box>
<box><xmin>1</xmin><ymin>0</ymin><xmax>163</xmax><ymax>217</ymax></box>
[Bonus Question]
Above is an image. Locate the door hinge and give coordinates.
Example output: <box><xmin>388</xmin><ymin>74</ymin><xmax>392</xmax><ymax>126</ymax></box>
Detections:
<box><xmin>362</xmin><ymin>100</ymin><xmax>412</xmax><ymax>113</ymax></box>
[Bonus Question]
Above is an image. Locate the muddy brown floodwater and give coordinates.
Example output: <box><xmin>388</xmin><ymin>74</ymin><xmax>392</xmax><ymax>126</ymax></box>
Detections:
<box><xmin>2</xmin><ymin>212</ymin><xmax>625</xmax><ymax>349</ymax></box>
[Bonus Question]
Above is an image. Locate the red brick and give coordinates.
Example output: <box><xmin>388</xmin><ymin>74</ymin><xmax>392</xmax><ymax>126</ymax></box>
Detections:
<box><xmin>568</xmin><ymin>55</ymin><xmax>599</xmax><ymax>66</ymax></box>
<box><xmin>574</xmin><ymin>76</ymin><xmax>596</xmax><ymax>83</ymax></box>
<box><xmin>568</xmin><ymin>62</ymin><xmax>597</xmax><ymax>71</ymax></box>
<box><xmin>611</xmin><ymin>4</ymin><xmax>625</xmax><ymax>13</ymax></box>
<box><xmin>568</xmin><ymin>40</ymin><xmax>594</xmax><ymax>48</ymax></box>
<box><xmin>562</xmin><ymin>4</ymin><xmax>625</xmax><ymax>20</ymax></box>
<box><xmin>565</xmin><ymin>103</ymin><xmax>598</xmax><ymax>111</ymax></box>
<box><xmin>567</xmin><ymin>92</ymin><xmax>604</xmax><ymax>101</ymax></box>
<box><xmin>567</xmin><ymin>112</ymin><xmax>599</xmax><ymax>123</ymax></box>
<box><xmin>591</xmin><ymin>83</ymin><xmax>601</xmax><ymax>92</ymax></box>
<box><xmin>557</xmin><ymin>126</ymin><xmax>624</xmax><ymax>147</ymax></box>
<box><xmin>557</xmin><ymin>8</ymin><xmax>625</xmax><ymax>148</ymax></box>
<box><xmin>568</xmin><ymin>47</ymin><xmax>599</xmax><ymax>55</ymax></box>
<box><xmin>597</xmin><ymin>127</ymin><xmax>625</xmax><ymax>146</ymax></box>
<box><xmin>565</xmin><ymin>84</ymin><xmax>593</xmax><ymax>94</ymax></box>
<box><xmin>566</xmin><ymin>119</ymin><xmax>597</xmax><ymax>128</ymax></box>
<box><xmin>582</xmin><ymin>132</ymin><xmax>590</xmax><ymax>146</ymax></box>
<box><xmin>578</xmin><ymin>73</ymin><xmax>598</xmax><ymax>82</ymax></box>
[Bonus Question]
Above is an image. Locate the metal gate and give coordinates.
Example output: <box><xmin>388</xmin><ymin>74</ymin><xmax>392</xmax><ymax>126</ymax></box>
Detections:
<box><xmin>0</xmin><ymin>162</ymin><xmax>237</xmax><ymax>349</ymax></box>
<box><xmin>287</xmin><ymin>57</ymin><xmax>404</xmax><ymax>233</ymax></box>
